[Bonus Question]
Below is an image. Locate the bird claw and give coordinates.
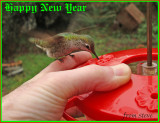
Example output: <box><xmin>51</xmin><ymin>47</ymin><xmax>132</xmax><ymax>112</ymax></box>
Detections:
<box><xmin>57</xmin><ymin>58</ymin><xmax>64</xmax><ymax>63</ymax></box>
<box><xmin>57</xmin><ymin>54</ymin><xmax>74</xmax><ymax>63</ymax></box>
<box><xmin>69</xmin><ymin>54</ymin><xmax>75</xmax><ymax>58</ymax></box>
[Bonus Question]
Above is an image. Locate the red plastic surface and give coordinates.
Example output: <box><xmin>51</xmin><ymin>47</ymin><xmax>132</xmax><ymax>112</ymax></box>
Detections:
<box><xmin>63</xmin><ymin>48</ymin><xmax>158</xmax><ymax>121</ymax></box>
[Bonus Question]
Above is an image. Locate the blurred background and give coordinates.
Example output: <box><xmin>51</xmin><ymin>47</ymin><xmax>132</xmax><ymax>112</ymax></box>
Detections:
<box><xmin>2</xmin><ymin>2</ymin><xmax>158</xmax><ymax>96</ymax></box>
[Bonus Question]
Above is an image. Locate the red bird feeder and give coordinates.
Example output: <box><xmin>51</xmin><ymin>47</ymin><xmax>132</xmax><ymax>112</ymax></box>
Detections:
<box><xmin>63</xmin><ymin>48</ymin><xmax>158</xmax><ymax>121</ymax></box>
<box><xmin>63</xmin><ymin>3</ymin><xmax>158</xmax><ymax>121</ymax></box>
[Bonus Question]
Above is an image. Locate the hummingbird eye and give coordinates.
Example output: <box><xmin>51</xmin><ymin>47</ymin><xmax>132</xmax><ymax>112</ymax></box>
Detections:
<box><xmin>86</xmin><ymin>45</ymin><xmax>90</xmax><ymax>49</ymax></box>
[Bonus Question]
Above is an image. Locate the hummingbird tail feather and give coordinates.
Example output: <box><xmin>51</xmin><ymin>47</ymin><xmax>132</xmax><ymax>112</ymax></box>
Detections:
<box><xmin>28</xmin><ymin>38</ymin><xmax>36</xmax><ymax>43</ymax></box>
<box><xmin>28</xmin><ymin>37</ymin><xmax>45</xmax><ymax>47</ymax></box>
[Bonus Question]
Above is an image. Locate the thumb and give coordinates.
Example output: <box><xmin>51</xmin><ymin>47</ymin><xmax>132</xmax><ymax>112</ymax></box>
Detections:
<box><xmin>47</xmin><ymin>63</ymin><xmax>131</xmax><ymax>100</ymax></box>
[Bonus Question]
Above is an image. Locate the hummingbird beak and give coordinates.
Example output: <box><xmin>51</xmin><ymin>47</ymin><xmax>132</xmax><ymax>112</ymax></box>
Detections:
<box><xmin>91</xmin><ymin>49</ymin><xmax>99</xmax><ymax>60</ymax></box>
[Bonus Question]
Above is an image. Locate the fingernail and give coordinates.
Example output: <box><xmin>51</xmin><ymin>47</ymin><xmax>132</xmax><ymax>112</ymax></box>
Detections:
<box><xmin>111</xmin><ymin>64</ymin><xmax>131</xmax><ymax>76</ymax></box>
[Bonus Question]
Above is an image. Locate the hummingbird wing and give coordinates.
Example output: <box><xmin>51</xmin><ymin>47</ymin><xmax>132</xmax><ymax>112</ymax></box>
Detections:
<box><xmin>29</xmin><ymin>32</ymin><xmax>65</xmax><ymax>48</ymax></box>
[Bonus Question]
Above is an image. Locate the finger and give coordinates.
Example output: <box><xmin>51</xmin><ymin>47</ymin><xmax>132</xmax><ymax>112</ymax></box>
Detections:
<box><xmin>41</xmin><ymin>51</ymin><xmax>92</xmax><ymax>73</ymax></box>
<box><xmin>32</xmin><ymin>51</ymin><xmax>92</xmax><ymax>81</ymax></box>
<box><xmin>41</xmin><ymin>63</ymin><xmax>131</xmax><ymax>99</ymax></box>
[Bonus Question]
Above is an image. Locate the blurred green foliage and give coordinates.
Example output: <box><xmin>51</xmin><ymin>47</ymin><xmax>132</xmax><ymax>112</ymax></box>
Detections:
<box><xmin>135</xmin><ymin>21</ymin><xmax>158</xmax><ymax>41</ymax></box>
<box><xmin>2</xmin><ymin>2</ymin><xmax>75</xmax><ymax>60</ymax></box>
<box><xmin>70</xmin><ymin>3</ymin><xmax>116</xmax><ymax>31</ymax></box>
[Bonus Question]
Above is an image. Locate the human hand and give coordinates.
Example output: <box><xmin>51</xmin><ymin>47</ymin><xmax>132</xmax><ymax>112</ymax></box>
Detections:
<box><xmin>2</xmin><ymin>51</ymin><xmax>131</xmax><ymax>121</ymax></box>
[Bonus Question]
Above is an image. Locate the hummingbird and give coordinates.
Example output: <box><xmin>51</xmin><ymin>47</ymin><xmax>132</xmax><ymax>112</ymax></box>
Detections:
<box><xmin>29</xmin><ymin>32</ymin><xmax>99</xmax><ymax>62</ymax></box>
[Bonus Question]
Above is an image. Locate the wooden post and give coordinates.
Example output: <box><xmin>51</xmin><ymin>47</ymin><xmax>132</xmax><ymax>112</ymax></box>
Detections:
<box><xmin>147</xmin><ymin>2</ymin><xmax>152</xmax><ymax>66</ymax></box>
<box><xmin>140</xmin><ymin>3</ymin><xmax>157</xmax><ymax>75</ymax></box>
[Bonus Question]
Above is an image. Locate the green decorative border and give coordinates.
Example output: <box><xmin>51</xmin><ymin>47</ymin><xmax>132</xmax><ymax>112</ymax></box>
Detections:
<box><xmin>1</xmin><ymin>0</ymin><xmax>159</xmax><ymax>3</ymax></box>
<box><xmin>0</xmin><ymin>0</ymin><xmax>159</xmax><ymax>122</ymax></box>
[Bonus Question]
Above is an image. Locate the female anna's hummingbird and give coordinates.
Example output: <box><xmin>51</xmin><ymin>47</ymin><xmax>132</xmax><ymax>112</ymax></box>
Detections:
<box><xmin>29</xmin><ymin>32</ymin><xmax>99</xmax><ymax>61</ymax></box>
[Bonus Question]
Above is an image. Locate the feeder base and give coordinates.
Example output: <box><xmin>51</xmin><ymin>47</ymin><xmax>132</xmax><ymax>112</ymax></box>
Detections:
<box><xmin>141</xmin><ymin>62</ymin><xmax>157</xmax><ymax>75</ymax></box>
